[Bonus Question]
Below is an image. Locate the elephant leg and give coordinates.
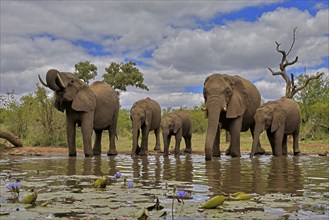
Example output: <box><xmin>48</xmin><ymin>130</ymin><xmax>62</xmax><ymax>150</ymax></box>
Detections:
<box><xmin>108</xmin><ymin>126</ymin><xmax>118</xmax><ymax>156</ymax></box>
<box><xmin>66</xmin><ymin>119</ymin><xmax>77</xmax><ymax>157</ymax></box>
<box><xmin>292</xmin><ymin>129</ymin><xmax>301</xmax><ymax>156</ymax></box>
<box><xmin>273</xmin><ymin>128</ymin><xmax>284</xmax><ymax>156</ymax></box>
<box><xmin>154</xmin><ymin>127</ymin><xmax>161</xmax><ymax>151</ymax></box>
<box><xmin>93</xmin><ymin>129</ymin><xmax>102</xmax><ymax>156</ymax></box>
<box><xmin>81</xmin><ymin>119</ymin><xmax>94</xmax><ymax>157</ymax></box>
<box><xmin>163</xmin><ymin>135</ymin><xmax>171</xmax><ymax>156</ymax></box>
<box><xmin>282</xmin><ymin>134</ymin><xmax>288</xmax><ymax>156</ymax></box>
<box><xmin>140</xmin><ymin>127</ymin><xmax>149</xmax><ymax>155</ymax></box>
<box><xmin>266</xmin><ymin>129</ymin><xmax>275</xmax><ymax>153</ymax></box>
<box><xmin>212</xmin><ymin>125</ymin><xmax>221</xmax><ymax>157</ymax></box>
<box><xmin>174</xmin><ymin>133</ymin><xmax>182</xmax><ymax>155</ymax></box>
<box><xmin>250</xmin><ymin>126</ymin><xmax>265</xmax><ymax>155</ymax></box>
<box><xmin>184</xmin><ymin>134</ymin><xmax>192</xmax><ymax>153</ymax></box>
<box><xmin>226</xmin><ymin>118</ymin><xmax>242</xmax><ymax>157</ymax></box>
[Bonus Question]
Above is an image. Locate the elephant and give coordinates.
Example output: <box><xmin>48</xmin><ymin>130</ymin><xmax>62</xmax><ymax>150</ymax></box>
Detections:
<box><xmin>203</xmin><ymin>73</ymin><xmax>265</xmax><ymax>160</ymax></box>
<box><xmin>130</xmin><ymin>97</ymin><xmax>161</xmax><ymax>156</ymax></box>
<box><xmin>161</xmin><ymin>110</ymin><xmax>192</xmax><ymax>156</ymax></box>
<box><xmin>38</xmin><ymin>69</ymin><xmax>119</xmax><ymax>157</ymax></box>
<box><xmin>250</xmin><ymin>97</ymin><xmax>301</xmax><ymax>158</ymax></box>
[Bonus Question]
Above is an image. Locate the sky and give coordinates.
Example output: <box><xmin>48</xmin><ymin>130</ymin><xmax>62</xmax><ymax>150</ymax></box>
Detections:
<box><xmin>1</xmin><ymin>0</ymin><xmax>328</xmax><ymax>109</ymax></box>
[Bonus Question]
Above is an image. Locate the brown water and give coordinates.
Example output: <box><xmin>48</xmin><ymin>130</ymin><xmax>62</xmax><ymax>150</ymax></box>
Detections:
<box><xmin>0</xmin><ymin>154</ymin><xmax>328</xmax><ymax>219</ymax></box>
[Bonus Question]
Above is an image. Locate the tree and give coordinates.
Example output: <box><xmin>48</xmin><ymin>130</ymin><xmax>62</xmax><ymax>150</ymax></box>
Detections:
<box><xmin>295</xmin><ymin>74</ymin><xmax>329</xmax><ymax>139</ymax></box>
<box><xmin>268</xmin><ymin>27</ymin><xmax>324</xmax><ymax>99</ymax></box>
<box><xmin>103</xmin><ymin>61</ymin><xmax>149</xmax><ymax>92</ymax></box>
<box><xmin>74</xmin><ymin>61</ymin><xmax>97</xmax><ymax>84</ymax></box>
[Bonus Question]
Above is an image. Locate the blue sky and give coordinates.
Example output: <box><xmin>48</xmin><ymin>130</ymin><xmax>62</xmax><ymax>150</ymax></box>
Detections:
<box><xmin>1</xmin><ymin>0</ymin><xmax>328</xmax><ymax>108</ymax></box>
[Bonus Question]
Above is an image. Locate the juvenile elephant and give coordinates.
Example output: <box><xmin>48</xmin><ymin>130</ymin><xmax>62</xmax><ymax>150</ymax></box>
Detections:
<box><xmin>203</xmin><ymin>73</ymin><xmax>265</xmax><ymax>160</ymax></box>
<box><xmin>161</xmin><ymin>110</ymin><xmax>192</xmax><ymax>156</ymax></box>
<box><xmin>39</xmin><ymin>69</ymin><xmax>119</xmax><ymax>157</ymax></box>
<box><xmin>130</xmin><ymin>98</ymin><xmax>161</xmax><ymax>156</ymax></box>
<box><xmin>250</xmin><ymin>97</ymin><xmax>301</xmax><ymax>158</ymax></box>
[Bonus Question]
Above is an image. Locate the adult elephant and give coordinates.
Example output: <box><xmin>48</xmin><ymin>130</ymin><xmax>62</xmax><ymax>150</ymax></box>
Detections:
<box><xmin>250</xmin><ymin>97</ymin><xmax>301</xmax><ymax>158</ymax></box>
<box><xmin>161</xmin><ymin>110</ymin><xmax>192</xmax><ymax>156</ymax></box>
<box><xmin>203</xmin><ymin>73</ymin><xmax>265</xmax><ymax>160</ymax></box>
<box><xmin>38</xmin><ymin>69</ymin><xmax>119</xmax><ymax>157</ymax></box>
<box><xmin>130</xmin><ymin>97</ymin><xmax>161</xmax><ymax>156</ymax></box>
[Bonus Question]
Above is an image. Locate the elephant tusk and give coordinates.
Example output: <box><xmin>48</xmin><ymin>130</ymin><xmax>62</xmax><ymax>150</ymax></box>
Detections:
<box><xmin>223</xmin><ymin>106</ymin><xmax>227</xmax><ymax>111</ymax></box>
<box><xmin>38</xmin><ymin>74</ymin><xmax>48</xmax><ymax>87</ymax></box>
<box><xmin>56</xmin><ymin>72</ymin><xmax>66</xmax><ymax>89</ymax></box>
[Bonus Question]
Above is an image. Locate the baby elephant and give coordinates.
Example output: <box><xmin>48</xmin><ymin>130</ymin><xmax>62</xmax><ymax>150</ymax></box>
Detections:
<box><xmin>161</xmin><ymin>110</ymin><xmax>192</xmax><ymax>156</ymax></box>
<box><xmin>250</xmin><ymin>97</ymin><xmax>301</xmax><ymax>158</ymax></box>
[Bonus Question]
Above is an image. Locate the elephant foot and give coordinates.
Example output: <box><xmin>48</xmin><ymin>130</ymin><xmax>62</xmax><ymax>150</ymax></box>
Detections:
<box><xmin>69</xmin><ymin>153</ymin><xmax>77</xmax><ymax>157</ymax></box>
<box><xmin>93</xmin><ymin>152</ymin><xmax>101</xmax><ymax>156</ymax></box>
<box><xmin>85</xmin><ymin>154</ymin><xmax>93</xmax><ymax>157</ymax></box>
<box><xmin>154</xmin><ymin>146</ymin><xmax>161</xmax><ymax>151</ymax></box>
<box><xmin>138</xmin><ymin>151</ymin><xmax>148</xmax><ymax>156</ymax></box>
<box><xmin>212</xmin><ymin>151</ymin><xmax>221</xmax><ymax>157</ymax></box>
<box><xmin>107</xmin><ymin>149</ymin><xmax>118</xmax><ymax>156</ymax></box>
<box><xmin>254</xmin><ymin>147</ymin><xmax>266</xmax><ymax>155</ymax></box>
<box><xmin>184</xmin><ymin>148</ymin><xmax>192</xmax><ymax>154</ymax></box>
<box><xmin>294</xmin><ymin>151</ymin><xmax>301</xmax><ymax>156</ymax></box>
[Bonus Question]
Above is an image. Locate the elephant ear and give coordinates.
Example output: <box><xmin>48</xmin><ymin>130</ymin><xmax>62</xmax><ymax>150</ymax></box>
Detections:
<box><xmin>271</xmin><ymin>106</ymin><xmax>285</xmax><ymax>132</ymax></box>
<box><xmin>173</xmin><ymin>117</ymin><xmax>182</xmax><ymax>133</ymax></box>
<box><xmin>226</xmin><ymin>77</ymin><xmax>249</xmax><ymax>118</ymax></box>
<box><xmin>72</xmin><ymin>86</ymin><xmax>96</xmax><ymax>112</ymax></box>
<box><xmin>144</xmin><ymin>107</ymin><xmax>152</xmax><ymax>126</ymax></box>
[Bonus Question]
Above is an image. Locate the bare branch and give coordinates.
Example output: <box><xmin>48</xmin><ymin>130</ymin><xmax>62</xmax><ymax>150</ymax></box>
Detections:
<box><xmin>284</xmin><ymin>56</ymin><xmax>299</xmax><ymax>68</ymax></box>
<box><xmin>290</xmin><ymin>72</ymin><xmax>324</xmax><ymax>97</ymax></box>
<box><xmin>268</xmin><ymin>67</ymin><xmax>283</xmax><ymax>76</ymax></box>
<box><xmin>275</xmin><ymin>41</ymin><xmax>287</xmax><ymax>64</ymax></box>
<box><xmin>287</xmin><ymin>26</ymin><xmax>297</xmax><ymax>56</ymax></box>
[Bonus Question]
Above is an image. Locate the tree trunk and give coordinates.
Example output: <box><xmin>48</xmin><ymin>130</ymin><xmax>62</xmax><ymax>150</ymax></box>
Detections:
<box><xmin>0</xmin><ymin>130</ymin><xmax>23</xmax><ymax>147</ymax></box>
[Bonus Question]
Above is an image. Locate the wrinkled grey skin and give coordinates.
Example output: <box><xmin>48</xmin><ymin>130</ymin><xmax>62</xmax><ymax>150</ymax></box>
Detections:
<box><xmin>130</xmin><ymin>98</ymin><xmax>161</xmax><ymax>156</ymax></box>
<box><xmin>203</xmin><ymin>73</ymin><xmax>265</xmax><ymax>160</ymax></box>
<box><xmin>161</xmin><ymin>110</ymin><xmax>192</xmax><ymax>156</ymax></box>
<box><xmin>250</xmin><ymin>97</ymin><xmax>301</xmax><ymax>158</ymax></box>
<box><xmin>39</xmin><ymin>69</ymin><xmax>119</xmax><ymax>157</ymax></box>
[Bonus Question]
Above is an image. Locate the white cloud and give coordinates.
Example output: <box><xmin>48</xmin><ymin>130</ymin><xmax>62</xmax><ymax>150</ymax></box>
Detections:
<box><xmin>0</xmin><ymin>1</ymin><xmax>328</xmax><ymax>108</ymax></box>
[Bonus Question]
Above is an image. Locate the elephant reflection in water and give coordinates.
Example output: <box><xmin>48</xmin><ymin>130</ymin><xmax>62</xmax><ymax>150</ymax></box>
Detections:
<box><xmin>205</xmin><ymin>159</ymin><xmax>223</xmax><ymax>195</ymax></box>
<box><xmin>267</xmin><ymin>157</ymin><xmax>302</xmax><ymax>193</ymax></box>
<box><xmin>162</xmin><ymin>155</ymin><xmax>193</xmax><ymax>183</ymax></box>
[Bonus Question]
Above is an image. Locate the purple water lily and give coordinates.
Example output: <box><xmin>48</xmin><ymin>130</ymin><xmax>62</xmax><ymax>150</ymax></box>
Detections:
<box><xmin>127</xmin><ymin>182</ymin><xmax>134</xmax><ymax>188</ymax></box>
<box><xmin>176</xmin><ymin>190</ymin><xmax>188</xmax><ymax>198</ymax></box>
<box><xmin>7</xmin><ymin>181</ymin><xmax>22</xmax><ymax>194</ymax></box>
<box><xmin>114</xmin><ymin>172</ymin><xmax>121</xmax><ymax>178</ymax></box>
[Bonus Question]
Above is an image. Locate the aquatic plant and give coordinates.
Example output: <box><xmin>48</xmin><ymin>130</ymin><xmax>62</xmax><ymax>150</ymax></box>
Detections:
<box><xmin>20</xmin><ymin>189</ymin><xmax>38</xmax><ymax>205</ymax></box>
<box><xmin>127</xmin><ymin>182</ymin><xmax>134</xmax><ymax>188</ymax></box>
<box><xmin>114</xmin><ymin>172</ymin><xmax>121</xmax><ymax>178</ymax></box>
<box><xmin>7</xmin><ymin>181</ymin><xmax>22</xmax><ymax>196</ymax></box>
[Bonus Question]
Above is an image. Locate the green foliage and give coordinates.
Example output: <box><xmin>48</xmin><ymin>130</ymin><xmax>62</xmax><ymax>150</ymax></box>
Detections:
<box><xmin>117</xmin><ymin>109</ymin><xmax>132</xmax><ymax>137</ymax></box>
<box><xmin>74</xmin><ymin>61</ymin><xmax>98</xmax><ymax>84</ymax></box>
<box><xmin>30</xmin><ymin>86</ymin><xmax>66</xmax><ymax>146</ymax></box>
<box><xmin>0</xmin><ymin>90</ymin><xmax>34</xmax><ymax>139</ymax></box>
<box><xmin>188</xmin><ymin>106</ymin><xmax>207</xmax><ymax>133</ymax></box>
<box><xmin>295</xmin><ymin>74</ymin><xmax>329</xmax><ymax>140</ymax></box>
<box><xmin>103</xmin><ymin>61</ymin><xmax>149</xmax><ymax>92</ymax></box>
<box><xmin>0</xmin><ymin>86</ymin><xmax>67</xmax><ymax>146</ymax></box>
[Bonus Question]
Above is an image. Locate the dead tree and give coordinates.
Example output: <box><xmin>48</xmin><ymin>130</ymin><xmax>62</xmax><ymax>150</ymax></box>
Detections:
<box><xmin>268</xmin><ymin>27</ymin><xmax>324</xmax><ymax>98</ymax></box>
<box><xmin>0</xmin><ymin>130</ymin><xmax>23</xmax><ymax>147</ymax></box>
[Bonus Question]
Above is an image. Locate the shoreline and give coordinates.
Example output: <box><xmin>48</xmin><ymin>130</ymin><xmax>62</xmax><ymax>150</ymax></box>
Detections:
<box><xmin>0</xmin><ymin>146</ymin><xmax>326</xmax><ymax>157</ymax></box>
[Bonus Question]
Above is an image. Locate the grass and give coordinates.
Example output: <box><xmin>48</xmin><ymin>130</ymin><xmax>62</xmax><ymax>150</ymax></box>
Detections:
<box><xmin>99</xmin><ymin>131</ymin><xmax>329</xmax><ymax>155</ymax></box>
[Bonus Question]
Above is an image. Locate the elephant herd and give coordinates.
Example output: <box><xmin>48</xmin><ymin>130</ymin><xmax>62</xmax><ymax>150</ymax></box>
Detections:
<box><xmin>39</xmin><ymin>69</ymin><xmax>301</xmax><ymax>160</ymax></box>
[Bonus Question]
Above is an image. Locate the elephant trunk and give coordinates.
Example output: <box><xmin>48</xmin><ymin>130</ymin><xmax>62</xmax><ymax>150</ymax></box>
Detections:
<box><xmin>162</xmin><ymin>132</ymin><xmax>169</xmax><ymax>156</ymax></box>
<box><xmin>131</xmin><ymin>124</ymin><xmax>140</xmax><ymax>156</ymax></box>
<box><xmin>250</xmin><ymin>125</ymin><xmax>264</xmax><ymax>158</ymax></box>
<box><xmin>205</xmin><ymin>100</ymin><xmax>222</xmax><ymax>160</ymax></box>
<box><xmin>44</xmin><ymin>69</ymin><xmax>66</xmax><ymax>91</ymax></box>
